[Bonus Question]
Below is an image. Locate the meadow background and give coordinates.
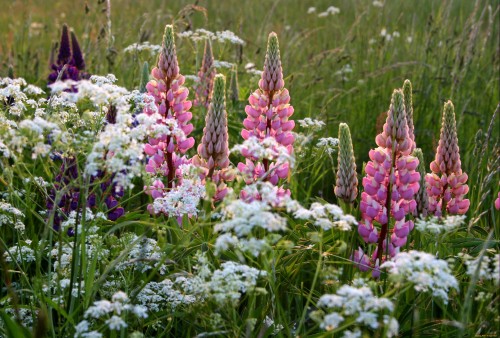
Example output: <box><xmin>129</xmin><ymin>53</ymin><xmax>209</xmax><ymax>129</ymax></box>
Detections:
<box><xmin>0</xmin><ymin>0</ymin><xmax>499</xmax><ymax>337</ymax></box>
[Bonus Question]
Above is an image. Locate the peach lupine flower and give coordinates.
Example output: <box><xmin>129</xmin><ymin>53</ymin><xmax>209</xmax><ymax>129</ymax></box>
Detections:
<box><xmin>425</xmin><ymin>101</ymin><xmax>469</xmax><ymax>216</ymax></box>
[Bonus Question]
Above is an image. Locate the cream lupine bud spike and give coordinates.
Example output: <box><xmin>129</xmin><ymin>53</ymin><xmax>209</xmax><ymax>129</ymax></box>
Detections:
<box><xmin>403</xmin><ymin>80</ymin><xmax>416</xmax><ymax>152</ymax></box>
<box><xmin>335</xmin><ymin>123</ymin><xmax>358</xmax><ymax>203</ymax></box>
<box><xmin>157</xmin><ymin>25</ymin><xmax>179</xmax><ymax>79</ymax></box>
<box><xmin>425</xmin><ymin>101</ymin><xmax>469</xmax><ymax>216</ymax></box>
<box><xmin>412</xmin><ymin>148</ymin><xmax>429</xmax><ymax>217</ymax></box>
<box><xmin>197</xmin><ymin>74</ymin><xmax>230</xmax><ymax>175</ymax></box>
<box><xmin>259</xmin><ymin>32</ymin><xmax>284</xmax><ymax>91</ymax></box>
<box><xmin>195</xmin><ymin>39</ymin><xmax>216</xmax><ymax>107</ymax></box>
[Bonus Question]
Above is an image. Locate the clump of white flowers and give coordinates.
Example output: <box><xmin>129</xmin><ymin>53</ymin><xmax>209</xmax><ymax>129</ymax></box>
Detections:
<box><xmin>294</xmin><ymin>202</ymin><xmax>357</xmax><ymax>231</ymax></box>
<box><xmin>4</xmin><ymin>240</ymin><xmax>35</xmax><ymax>264</ymax></box>
<box><xmin>316</xmin><ymin>137</ymin><xmax>339</xmax><ymax>154</ymax></box>
<box><xmin>314</xmin><ymin>283</ymin><xmax>398</xmax><ymax>337</ymax></box>
<box><xmin>415</xmin><ymin>215</ymin><xmax>466</xmax><ymax>235</ymax></box>
<box><xmin>317</xmin><ymin>6</ymin><xmax>340</xmax><ymax>18</ymax></box>
<box><xmin>178</xmin><ymin>28</ymin><xmax>245</xmax><ymax>45</ymax></box>
<box><xmin>75</xmin><ymin>291</ymin><xmax>148</xmax><ymax>337</ymax></box>
<box><xmin>232</xmin><ymin>136</ymin><xmax>295</xmax><ymax>170</ymax></box>
<box><xmin>149</xmin><ymin>164</ymin><xmax>206</xmax><ymax>218</ymax></box>
<box><xmin>116</xmin><ymin>234</ymin><xmax>171</xmax><ymax>274</ymax></box>
<box><xmin>459</xmin><ymin>251</ymin><xmax>500</xmax><ymax>285</ymax></box>
<box><xmin>137</xmin><ymin>277</ymin><xmax>203</xmax><ymax>313</ymax></box>
<box><xmin>0</xmin><ymin>201</ymin><xmax>25</xmax><ymax>231</ymax></box>
<box><xmin>297</xmin><ymin>118</ymin><xmax>326</xmax><ymax>130</ymax></box>
<box><xmin>123</xmin><ymin>41</ymin><xmax>162</xmax><ymax>55</ymax></box>
<box><xmin>381</xmin><ymin>251</ymin><xmax>459</xmax><ymax>303</ymax></box>
<box><xmin>208</xmin><ymin>261</ymin><xmax>267</xmax><ymax>306</ymax></box>
<box><xmin>214</xmin><ymin>183</ymin><xmax>289</xmax><ymax>257</ymax></box>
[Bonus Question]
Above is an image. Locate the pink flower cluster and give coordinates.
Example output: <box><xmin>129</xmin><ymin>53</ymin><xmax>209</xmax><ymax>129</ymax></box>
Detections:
<box><xmin>143</xmin><ymin>25</ymin><xmax>195</xmax><ymax>214</ymax></box>
<box><xmin>357</xmin><ymin>89</ymin><xmax>420</xmax><ymax>275</ymax></box>
<box><xmin>425</xmin><ymin>101</ymin><xmax>469</xmax><ymax>216</ymax></box>
<box><xmin>238</xmin><ymin>32</ymin><xmax>294</xmax><ymax>194</ymax></box>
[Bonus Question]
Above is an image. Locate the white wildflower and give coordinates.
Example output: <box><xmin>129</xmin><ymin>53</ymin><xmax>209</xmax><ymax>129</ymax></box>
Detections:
<box><xmin>381</xmin><ymin>250</ymin><xmax>459</xmax><ymax>303</ymax></box>
<box><xmin>317</xmin><ymin>137</ymin><xmax>339</xmax><ymax>154</ymax></box>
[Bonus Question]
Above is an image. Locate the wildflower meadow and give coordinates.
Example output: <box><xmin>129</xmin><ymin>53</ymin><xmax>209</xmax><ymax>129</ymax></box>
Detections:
<box><xmin>0</xmin><ymin>1</ymin><xmax>499</xmax><ymax>337</ymax></box>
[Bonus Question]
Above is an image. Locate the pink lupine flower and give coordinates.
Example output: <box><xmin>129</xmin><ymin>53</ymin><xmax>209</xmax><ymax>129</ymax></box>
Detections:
<box><xmin>358</xmin><ymin>89</ymin><xmax>420</xmax><ymax>269</ymax></box>
<box><xmin>194</xmin><ymin>39</ymin><xmax>216</xmax><ymax>107</ymax></box>
<box><xmin>425</xmin><ymin>101</ymin><xmax>470</xmax><ymax>216</ymax></box>
<box><xmin>238</xmin><ymin>32</ymin><xmax>294</xmax><ymax>195</ymax></box>
<box><xmin>192</xmin><ymin>74</ymin><xmax>234</xmax><ymax>201</ymax></box>
<box><xmin>143</xmin><ymin>25</ymin><xmax>195</xmax><ymax>213</ymax></box>
<box><xmin>495</xmin><ymin>191</ymin><xmax>500</xmax><ymax>210</ymax></box>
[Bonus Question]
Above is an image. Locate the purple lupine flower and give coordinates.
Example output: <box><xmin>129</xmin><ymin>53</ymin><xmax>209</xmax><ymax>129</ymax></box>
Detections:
<box><xmin>425</xmin><ymin>101</ymin><xmax>469</xmax><ymax>216</ymax></box>
<box><xmin>48</xmin><ymin>24</ymin><xmax>89</xmax><ymax>86</ymax></box>
<box><xmin>237</xmin><ymin>32</ymin><xmax>294</xmax><ymax>198</ymax></box>
<box><xmin>357</xmin><ymin>89</ymin><xmax>420</xmax><ymax>275</ymax></box>
<box><xmin>194</xmin><ymin>39</ymin><xmax>216</xmax><ymax>108</ymax></box>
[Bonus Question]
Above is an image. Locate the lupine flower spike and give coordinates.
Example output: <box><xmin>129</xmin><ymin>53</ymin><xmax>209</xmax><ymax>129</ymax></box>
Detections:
<box><xmin>238</xmin><ymin>32</ymin><xmax>294</xmax><ymax>199</ymax></box>
<box><xmin>335</xmin><ymin>123</ymin><xmax>358</xmax><ymax>203</ymax></box>
<box><xmin>193</xmin><ymin>74</ymin><xmax>234</xmax><ymax>201</ymax></box>
<box><xmin>143</xmin><ymin>24</ymin><xmax>195</xmax><ymax>215</ymax></box>
<box><xmin>194</xmin><ymin>39</ymin><xmax>216</xmax><ymax>107</ymax></box>
<box><xmin>356</xmin><ymin>89</ymin><xmax>420</xmax><ymax>276</ymax></box>
<box><xmin>495</xmin><ymin>190</ymin><xmax>500</xmax><ymax>210</ymax></box>
<box><xmin>48</xmin><ymin>24</ymin><xmax>89</xmax><ymax>85</ymax></box>
<box><xmin>425</xmin><ymin>101</ymin><xmax>469</xmax><ymax>216</ymax></box>
<box><xmin>412</xmin><ymin>148</ymin><xmax>429</xmax><ymax>217</ymax></box>
<box><xmin>403</xmin><ymin>79</ymin><xmax>416</xmax><ymax>152</ymax></box>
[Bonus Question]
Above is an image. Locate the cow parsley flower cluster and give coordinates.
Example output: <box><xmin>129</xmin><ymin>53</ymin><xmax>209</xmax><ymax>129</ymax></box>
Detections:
<box><xmin>294</xmin><ymin>202</ymin><xmax>357</xmax><ymax>231</ymax></box>
<box><xmin>415</xmin><ymin>215</ymin><xmax>466</xmax><ymax>235</ymax></box>
<box><xmin>75</xmin><ymin>291</ymin><xmax>148</xmax><ymax>337</ymax></box>
<box><xmin>0</xmin><ymin>201</ymin><xmax>25</xmax><ymax>230</ymax></box>
<box><xmin>459</xmin><ymin>252</ymin><xmax>500</xmax><ymax>285</ymax></box>
<box><xmin>178</xmin><ymin>28</ymin><xmax>245</xmax><ymax>45</ymax></box>
<box><xmin>123</xmin><ymin>41</ymin><xmax>162</xmax><ymax>55</ymax></box>
<box><xmin>116</xmin><ymin>234</ymin><xmax>170</xmax><ymax>274</ymax></box>
<box><xmin>381</xmin><ymin>250</ymin><xmax>459</xmax><ymax>303</ymax></box>
<box><xmin>316</xmin><ymin>137</ymin><xmax>339</xmax><ymax>154</ymax></box>
<box><xmin>315</xmin><ymin>284</ymin><xmax>398</xmax><ymax>336</ymax></box>
<box><xmin>297</xmin><ymin>118</ymin><xmax>326</xmax><ymax>130</ymax></box>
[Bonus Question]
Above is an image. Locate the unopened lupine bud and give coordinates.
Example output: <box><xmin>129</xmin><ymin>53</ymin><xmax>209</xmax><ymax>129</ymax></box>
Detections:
<box><xmin>157</xmin><ymin>25</ymin><xmax>179</xmax><ymax>80</ymax></box>
<box><xmin>197</xmin><ymin>74</ymin><xmax>230</xmax><ymax>173</ymax></box>
<box><xmin>193</xmin><ymin>74</ymin><xmax>234</xmax><ymax>201</ymax></box>
<box><xmin>259</xmin><ymin>32</ymin><xmax>284</xmax><ymax>92</ymax></box>
<box><xmin>194</xmin><ymin>39</ymin><xmax>216</xmax><ymax>107</ymax></box>
<box><xmin>403</xmin><ymin>79</ymin><xmax>416</xmax><ymax>152</ymax></box>
<box><xmin>412</xmin><ymin>148</ymin><xmax>429</xmax><ymax>217</ymax></box>
<box><xmin>425</xmin><ymin>101</ymin><xmax>469</xmax><ymax>216</ymax></box>
<box><xmin>358</xmin><ymin>89</ymin><xmax>420</xmax><ymax>274</ymax></box>
<box><xmin>335</xmin><ymin>123</ymin><xmax>358</xmax><ymax>203</ymax></box>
